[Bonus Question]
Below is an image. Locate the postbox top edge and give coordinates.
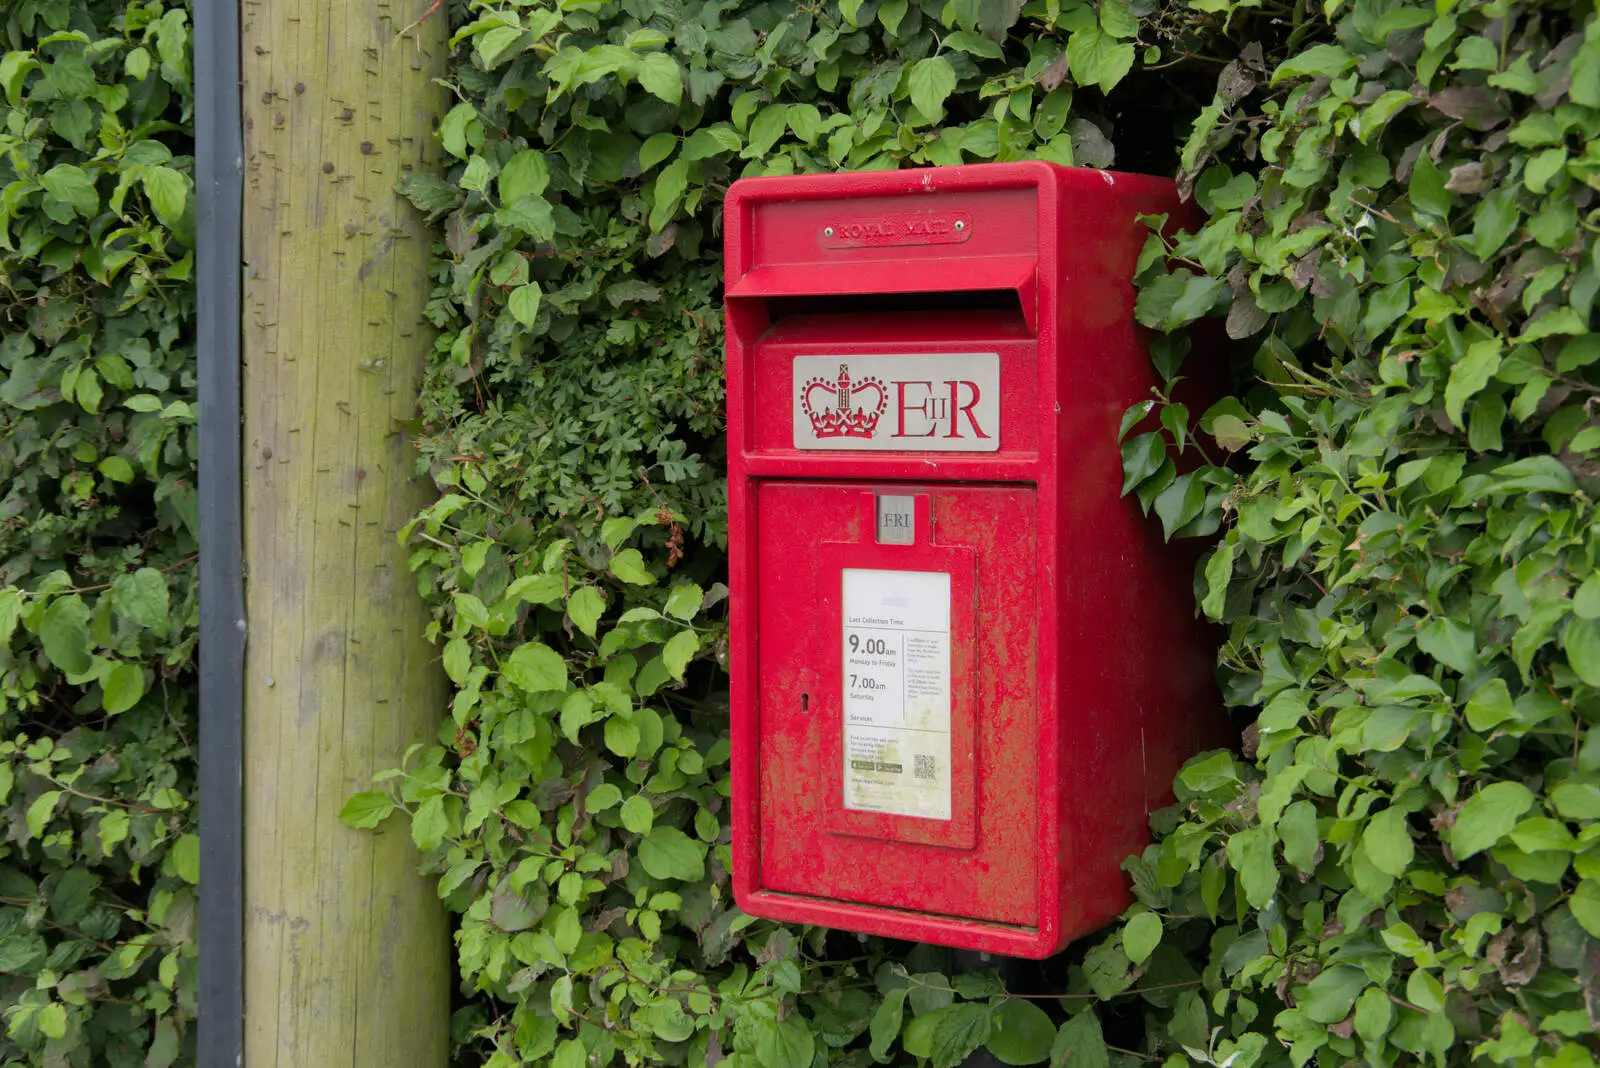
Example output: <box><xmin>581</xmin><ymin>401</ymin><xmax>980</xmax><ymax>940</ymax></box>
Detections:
<box><xmin>723</xmin><ymin>160</ymin><xmax>1066</xmax><ymax>210</ymax></box>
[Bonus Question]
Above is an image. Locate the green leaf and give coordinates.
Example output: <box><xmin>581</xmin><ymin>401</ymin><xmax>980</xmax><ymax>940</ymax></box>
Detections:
<box><xmin>1201</xmin><ymin>542</ymin><xmax>1233</xmax><ymax>619</ymax></box>
<box><xmin>870</xmin><ymin>989</ymin><xmax>907</xmax><ymax>1061</ymax></box>
<box><xmin>508</xmin><ymin>283</ymin><xmax>542</xmax><ymax>327</ymax></box>
<box><xmin>1134</xmin><ymin>269</ymin><xmax>1224</xmax><ymax>330</ymax></box>
<box><xmin>411</xmin><ymin>794</ymin><xmax>448</xmax><ymax>852</ymax></box>
<box><xmin>1409</xmin><ymin>154</ymin><xmax>1451</xmax><ymax>218</ymax></box>
<box><xmin>1361</xmin><ymin>807</ymin><xmax>1414</xmax><ymax>877</ymax></box>
<box><xmin>662</xmin><ymin>630</ymin><xmax>699</xmax><ymax>681</ymax></box>
<box><xmin>609</xmin><ymin>548</ymin><xmax>655</xmax><ymax>585</ymax></box>
<box><xmin>1226</xmin><ymin>825</ymin><xmax>1278</xmax><ymax>907</ymax></box>
<box><xmin>442</xmin><ymin>637</ymin><xmax>471</xmax><ymax>684</ymax></box>
<box><xmin>1444</xmin><ymin>340</ymin><xmax>1501</xmax><ymax>426</ymax></box>
<box><xmin>585</xmin><ymin>783</ymin><xmax>622</xmax><ymax>812</ymax></box>
<box><xmin>649</xmin><ymin>158</ymin><xmax>689</xmax><ymax>232</ymax></box>
<box><xmin>26</xmin><ymin>791</ymin><xmax>61</xmax><ymax>839</ymax></box>
<box><xmin>41</xmin><ymin>163</ymin><xmax>98</xmax><ymax>218</ymax></box>
<box><xmin>1273</xmin><ymin>43</ymin><xmax>1357</xmax><ymax>81</ymax></box>
<box><xmin>498</xmin><ymin>150</ymin><xmax>549</xmax><ymax>203</ymax></box>
<box><xmin>639</xmin><ymin>131</ymin><xmax>677</xmax><ymax>171</ymax></box>
<box><xmin>1152</xmin><ymin>472</ymin><xmax>1205</xmax><ymax>540</ymax></box>
<box><xmin>100</xmin><ymin>660</ymin><xmax>145</xmax><ymax>714</ymax></box>
<box><xmin>171</xmin><ymin>833</ymin><xmax>200</xmax><ymax>884</ymax></box>
<box><xmin>111</xmin><ymin>568</ymin><xmax>169</xmax><ymax>631</ymax></box>
<box><xmin>1571</xmin><ymin>880</ymin><xmax>1600</xmax><ymax>937</ymax></box>
<box><xmin>637</xmin><ymin>826</ymin><xmax>705</xmax><ymax>881</ymax></box>
<box><xmin>987</xmin><ymin>1000</ymin><xmax>1054</xmax><ymax>1065</ymax></box>
<box><xmin>908</xmin><ymin>56</ymin><xmax>958</xmax><ymax>119</ymax></box>
<box><xmin>37</xmin><ymin>1002</ymin><xmax>66</xmax><ymax>1040</ymax></box>
<box><xmin>567</xmin><ymin>586</ymin><xmax>604</xmax><ymax>638</ymax></box>
<box><xmin>339</xmin><ymin>791</ymin><xmax>395</xmax><ymax>829</ymax></box>
<box><xmin>38</xmin><ymin>596</ymin><xmax>93</xmax><ymax>676</ymax></box>
<box><xmin>620</xmin><ymin>794</ymin><xmax>654</xmax><ymax>833</ymax></box>
<box><xmin>1565</xmin><ymin>617</ymin><xmax>1600</xmax><ymax>687</ymax></box>
<box><xmin>504</xmin><ymin>642</ymin><xmax>567</xmax><ymax>692</ymax></box>
<box><xmin>664</xmin><ymin>583</ymin><xmax>704</xmax><ymax>621</ymax></box>
<box><xmin>1464</xmin><ymin>678</ymin><xmax>1514</xmax><ymax>730</ymax></box>
<box><xmin>1472</xmin><ymin>186</ymin><xmax>1521</xmax><ymax>259</ymax></box>
<box><xmin>636</xmin><ymin>52</ymin><xmax>682</xmax><ymax>105</ymax></box>
<box><xmin>1300</xmin><ymin>965</ymin><xmax>1367</xmax><ymax>1024</ymax></box>
<box><xmin>1449</xmin><ymin>781</ymin><xmax>1535</xmax><ymax>858</ymax></box>
<box><xmin>753</xmin><ymin>1015</ymin><xmax>815</xmax><ymax>1068</ymax></box>
<box><xmin>1050</xmin><ymin>1012</ymin><xmax>1108</xmax><ymax>1068</ymax></box>
<box><xmin>142</xmin><ymin>165</ymin><xmax>188</xmax><ymax>228</ymax></box>
<box><xmin>1122</xmin><ymin>912</ymin><xmax>1162</xmax><ymax>964</ymax></box>
<box><xmin>1067</xmin><ymin>26</ymin><xmax>1135</xmax><ymax>93</ymax></box>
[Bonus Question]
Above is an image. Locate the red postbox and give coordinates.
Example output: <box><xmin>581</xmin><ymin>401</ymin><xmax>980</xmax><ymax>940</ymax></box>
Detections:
<box><xmin>723</xmin><ymin>161</ymin><xmax>1223</xmax><ymax>958</ymax></box>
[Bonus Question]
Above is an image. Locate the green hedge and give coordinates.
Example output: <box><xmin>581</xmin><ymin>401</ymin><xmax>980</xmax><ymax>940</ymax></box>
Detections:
<box><xmin>372</xmin><ymin>0</ymin><xmax>1592</xmax><ymax>1065</ymax></box>
<box><xmin>0</xmin><ymin>0</ymin><xmax>197</xmax><ymax>1064</ymax></box>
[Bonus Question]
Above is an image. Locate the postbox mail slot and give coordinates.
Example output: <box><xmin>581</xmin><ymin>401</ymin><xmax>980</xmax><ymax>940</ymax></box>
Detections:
<box><xmin>726</xmin><ymin>256</ymin><xmax>1038</xmax><ymax>335</ymax></box>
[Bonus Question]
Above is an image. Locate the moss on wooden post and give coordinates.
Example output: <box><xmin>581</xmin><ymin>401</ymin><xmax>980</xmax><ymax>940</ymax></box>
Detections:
<box><xmin>239</xmin><ymin>1</ymin><xmax>449</xmax><ymax>1064</ymax></box>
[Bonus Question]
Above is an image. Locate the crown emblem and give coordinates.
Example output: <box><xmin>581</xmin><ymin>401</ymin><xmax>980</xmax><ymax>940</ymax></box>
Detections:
<box><xmin>801</xmin><ymin>363</ymin><xmax>887</xmax><ymax>439</ymax></box>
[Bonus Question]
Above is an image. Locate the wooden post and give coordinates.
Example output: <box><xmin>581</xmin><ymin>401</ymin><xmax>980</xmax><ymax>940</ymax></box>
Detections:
<box><xmin>239</xmin><ymin>1</ymin><xmax>449</xmax><ymax>1064</ymax></box>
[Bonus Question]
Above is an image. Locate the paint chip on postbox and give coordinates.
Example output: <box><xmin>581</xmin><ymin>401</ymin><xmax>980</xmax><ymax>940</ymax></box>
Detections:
<box><xmin>793</xmin><ymin>353</ymin><xmax>1000</xmax><ymax>451</ymax></box>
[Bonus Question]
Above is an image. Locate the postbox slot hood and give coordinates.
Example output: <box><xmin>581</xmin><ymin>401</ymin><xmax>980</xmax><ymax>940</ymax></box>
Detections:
<box><xmin>725</xmin><ymin>254</ymin><xmax>1038</xmax><ymax>335</ymax></box>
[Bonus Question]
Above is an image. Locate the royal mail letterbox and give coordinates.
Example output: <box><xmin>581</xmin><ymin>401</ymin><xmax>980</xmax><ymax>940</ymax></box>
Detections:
<box><xmin>723</xmin><ymin>161</ymin><xmax>1223</xmax><ymax>958</ymax></box>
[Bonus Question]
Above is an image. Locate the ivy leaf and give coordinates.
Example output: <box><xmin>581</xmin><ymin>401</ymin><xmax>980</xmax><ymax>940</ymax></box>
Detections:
<box><xmin>635</xmin><ymin>53</ymin><xmax>682</xmax><ymax>105</ymax></box>
<box><xmin>503</xmin><ymin>642</ymin><xmax>567</xmax><ymax>692</ymax></box>
<box><xmin>637</xmin><ymin>826</ymin><xmax>705</xmax><ymax>881</ymax></box>
<box><xmin>1050</xmin><ymin>1012</ymin><xmax>1108</xmax><ymax>1068</ymax></box>
<box><xmin>1448</xmin><ymin>781</ymin><xmax>1535</xmax><ymax>858</ymax></box>
<box><xmin>339</xmin><ymin>792</ymin><xmax>395</xmax><ymax>829</ymax></box>
<box><xmin>908</xmin><ymin>56</ymin><xmax>958</xmax><ymax>119</ymax></box>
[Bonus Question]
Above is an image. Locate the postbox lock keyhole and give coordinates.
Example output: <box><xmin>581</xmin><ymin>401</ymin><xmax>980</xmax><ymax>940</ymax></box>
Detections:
<box><xmin>801</xmin><ymin>693</ymin><xmax>810</xmax><ymax>713</ymax></box>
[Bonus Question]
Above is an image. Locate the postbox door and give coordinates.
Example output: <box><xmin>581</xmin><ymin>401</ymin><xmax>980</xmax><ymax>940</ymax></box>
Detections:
<box><xmin>755</xmin><ymin>481</ymin><xmax>1038</xmax><ymax>927</ymax></box>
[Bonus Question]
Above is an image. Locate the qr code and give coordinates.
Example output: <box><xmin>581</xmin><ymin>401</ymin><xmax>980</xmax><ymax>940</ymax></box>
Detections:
<box><xmin>913</xmin><ymin>755</ymin><xmax>936</xmax><ymax>781</ymax></box>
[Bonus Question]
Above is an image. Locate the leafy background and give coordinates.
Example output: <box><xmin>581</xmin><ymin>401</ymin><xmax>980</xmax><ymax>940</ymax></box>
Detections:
<box><xmin>0</xmin><ymin>0</ymin><xmax>198</xmax><ymax>1064</ymax></box>
<box><xmin>4</xmin><ymin>0</ymin><xmax>1599</xmax><ymax>1065</ymax></box>
<box><xmin>355</xmin><ymin>0</ymin><xmax>1600</xmax><ymax>1065</ymax></box>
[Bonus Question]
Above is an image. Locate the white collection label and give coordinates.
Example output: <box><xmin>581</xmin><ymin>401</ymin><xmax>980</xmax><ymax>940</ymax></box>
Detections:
<box><xmin>841</xmin><ymin>568</ymin><xmax>952</xmax><ymax>820</ymax></box>
<box><xmin>794</xmin><ymin>353</ymin><xmax>1000</xmax><ymax>452</ymax></box>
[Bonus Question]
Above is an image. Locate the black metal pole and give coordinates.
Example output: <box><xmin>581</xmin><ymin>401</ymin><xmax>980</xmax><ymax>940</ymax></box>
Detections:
<box><xmin>195</xmin><ymin>0</ymin><xmax>245</xmax><ymax>1061</ymax></box>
